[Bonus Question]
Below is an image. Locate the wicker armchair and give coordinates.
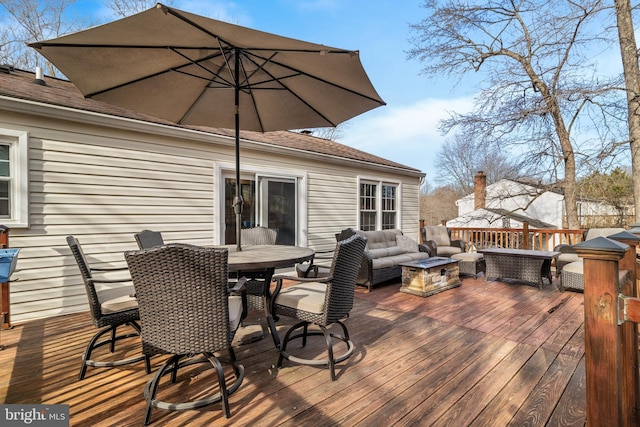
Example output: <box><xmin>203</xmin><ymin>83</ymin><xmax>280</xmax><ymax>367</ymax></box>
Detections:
<box><xmin>420</xmin><ymin>225</ymin><xmax>465</xmax><ymax>257</ymax></box>
<box><xmin>124</xmin><ymin>244</ymin><xmax>245</xmax><ymax>424</ymax></box>
<box><xmin>66</xmin><ymin>236</ymin><xmax>150</xmax><ymax>380</ymax></box>
<box><xmin>134</xmin><ymin>229</ymin><xmax>164</xmax><ymax>249</ymax></box>
<box><xmin>554</xmin><ymin>228</ymin><xmax>624</xmax><ymax>277</ymax></box>
<box><xmin>271</xmin><ymin>233</ymin><xmax>367</xmax><ymax>380</ymax></box>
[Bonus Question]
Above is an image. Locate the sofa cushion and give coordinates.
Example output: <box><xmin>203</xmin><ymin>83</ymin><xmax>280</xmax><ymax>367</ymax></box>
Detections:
<box><xmin>396</xmin><ymin>235</ymin><xmax>419</xmax><ymax>253</ymax></box>
<box><xmin>357</xmin><ymin>229</ymin><xmax>402</xmax><ymax>250</ymax></box>
<box><xmin>369</xmin><ymin>246</ymin><xmax>403</xmax><ymax>259</ymax></box>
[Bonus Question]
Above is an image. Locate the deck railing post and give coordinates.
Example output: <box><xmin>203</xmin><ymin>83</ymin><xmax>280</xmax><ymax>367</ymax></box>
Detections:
<box><xmin>609</xmin><ymin>231</ymin><xmax>640</xmax><ymax>426</ymax></box>
<box><xmin>523</xmin><ymin>222</ymin><xmax>529</xmax><ymax>250</ymax></box>
<box><xmin>576</xmin><ymin>237</ymin><xmax>631</xmax><ymax>426</ymax></box>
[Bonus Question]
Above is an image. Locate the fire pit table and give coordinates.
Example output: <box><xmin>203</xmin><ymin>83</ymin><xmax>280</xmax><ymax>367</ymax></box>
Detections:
<box><xmin>399</xmin><ymin>257</ymin><xmax>460</xmax><ymax>297</ymax></box>
<box><xmin>478</xmin><ymin>248</ymin><xmax>560</xmax><ymax>289</ymax></box>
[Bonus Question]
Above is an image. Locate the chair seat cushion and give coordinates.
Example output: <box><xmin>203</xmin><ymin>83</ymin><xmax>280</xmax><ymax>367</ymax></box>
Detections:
<box><xmin>563</xmin><ymin>261</ymin><xmax>584</xmax><ymax>274</ymax></box>
<box><xmin>228</xmin><ymin>295</ymin><xmax>243</xmax><ymax>332</ymax></box>
<box><xmin>275</xmin><ymin>282</ymin><xmax>327</xmax><ymax>314</ymax></box>
<box><xmin>100</xmin><ymin>293</ymin><xmax>138</xmax><ymax>314</ymax></box>
<box><xmin>452</xmin><ymin>252</ymin><xmax>484</xmax><ymax>262</ymax></box>
<box><xmin>437</xmin><ymin>246</ymin><xmax>463</xmax><ymax>257</ymax></box>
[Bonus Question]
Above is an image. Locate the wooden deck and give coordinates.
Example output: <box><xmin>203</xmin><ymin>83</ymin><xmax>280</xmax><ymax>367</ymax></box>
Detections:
<box><xmin>0</xmin><ymin>276</ymin><xmax>587</xmax><ymax>426</ymax></box>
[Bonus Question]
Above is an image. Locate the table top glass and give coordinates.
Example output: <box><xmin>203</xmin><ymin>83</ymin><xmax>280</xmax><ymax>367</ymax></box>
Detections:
<box><xmin>400</xmin><ymin>257</ymin><xmax>458</xmax><ymax>269</ymax></box>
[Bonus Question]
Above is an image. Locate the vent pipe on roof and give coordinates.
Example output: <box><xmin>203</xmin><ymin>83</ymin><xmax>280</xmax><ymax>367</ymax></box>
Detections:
<box><xmin>33</xmin><ymin>67</ymin><xmax>46</xmax><ymax>86</ymax></box>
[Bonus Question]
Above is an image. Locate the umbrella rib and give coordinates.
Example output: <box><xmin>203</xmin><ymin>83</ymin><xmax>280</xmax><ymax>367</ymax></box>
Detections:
<box><xmin>239</xmin><ymin>52</ymin><xmax>337</xmax><ymax>127</ymax></box>
<box><xmin>161</xmin><ymin>5</ymin><xmax>385</xmax><ymax>106</ymax></box>
<box><xmin>243</xmin><ymin>49</ymin><xmax>386</xmax><ymax>106</ymax></box>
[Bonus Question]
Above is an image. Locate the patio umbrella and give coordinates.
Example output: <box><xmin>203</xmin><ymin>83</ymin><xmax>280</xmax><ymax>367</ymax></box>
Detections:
<box><xmin>29</xmin><ymin>3</ymin><xmax>385</xmax><ymax>250</ymax></box>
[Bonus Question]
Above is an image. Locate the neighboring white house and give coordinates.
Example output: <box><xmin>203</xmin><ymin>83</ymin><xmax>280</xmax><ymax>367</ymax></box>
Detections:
<box><xmin>447</xmin><ymin>171</ymin><xmax>628</xmax><ymax>229</ymax></box>
<box><xmin>0</xmin><ymin>67</ymin><xmax>425</xmax><ymax>324</ymax></box>
<box><xmin>447</xmin><ymin>172</ymin><xmax>562</xmax><ymax>229</ymax></box>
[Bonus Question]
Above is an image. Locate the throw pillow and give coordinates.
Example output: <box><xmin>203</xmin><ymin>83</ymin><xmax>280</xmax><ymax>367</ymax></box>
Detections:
<box><xmin>396</xmin><ymin>235</ymin><xmax>419</xmax><ymax>253</ymax></box>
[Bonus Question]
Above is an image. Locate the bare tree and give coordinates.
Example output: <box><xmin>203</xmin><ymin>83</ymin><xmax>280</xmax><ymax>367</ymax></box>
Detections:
<box><xmin>614</xmin><ymin>0</ymin><xmax>640</xmax><ymax>222</ymax></box>
<box><xmin>435</xmin><ymin>132</ymin><xmax>524</xmax><ymax>194</ymax></box>
<box><xmin>309</xmin><ymin>126</ymin><xmax>345</xmax><ymax>141</ymax></box>
<box><xmin>420</xmin><ymin>185</ymin><xmax>462</xmax><ymax>226</ymax></box>
<box><xmin>0</xmin><ymin>0</ymin><xmax>87</xmax><ymax>76</ymax></box>
<box><xmin>409</xmin><ymin>0</ymin><xmax>627</xmax><ymax>229</ymax></box>
<box><xmin>105</xmin><ymin>0</ymin><xmax>176</xmax><ymax>18</ymax></box>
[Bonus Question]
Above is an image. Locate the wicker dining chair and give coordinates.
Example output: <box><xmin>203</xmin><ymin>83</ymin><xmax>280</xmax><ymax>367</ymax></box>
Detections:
<box><xmin>295</xmin><ymin>228</ymin><xmax>357</xmax><ymax>279</ymax></box>
<box><xmin>66</xmin><ymin>236</ymin><xmax>150</xmax><ymax>380</ymax></box>
<box><xmin>237</xmin><ymin>226</ymin><xmax>278</xmax><ymax>312</ymax></box>
<box><xmin>271</xmin><ymin>233</ymin><xmax>367</xmax><ymax>380</ymax></box>
<box><xmin>241</xmin><ymin>226</ymin><xmax>277</xmax><ymax>245</ymax></box>
<box><xmin>134</xmin><ymin>229</ymin><xmax>164</xmax><ymax>249</ymax></box>
<box><xmin>124</xmin><ymin>244</ymin><xmax>245</xmax><ymax>424</ymax></box>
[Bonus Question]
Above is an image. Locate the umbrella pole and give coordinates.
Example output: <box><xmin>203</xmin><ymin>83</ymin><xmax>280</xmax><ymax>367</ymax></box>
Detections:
<box><xmin>234</xmin><ymin>50</ymin><xmax>243</xmax><ymax>251</ymax></box>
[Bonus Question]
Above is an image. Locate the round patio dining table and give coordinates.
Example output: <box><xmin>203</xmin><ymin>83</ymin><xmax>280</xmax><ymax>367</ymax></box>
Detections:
<box><xmin>226</xmin><ymin>244</ymin><xmax>315</xmax><ymax>272</ymax></box>
<box><xmin>225</xmin><ymin>244</ymin><xmax>315</xmax><ymax>348</ymax></box>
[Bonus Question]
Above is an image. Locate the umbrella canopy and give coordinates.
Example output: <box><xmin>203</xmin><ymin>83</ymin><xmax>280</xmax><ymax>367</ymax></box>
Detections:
<box><xmin>29</xmin><ymin>3</ymin><xmax>385</xmax><ymax>249</ymax></box>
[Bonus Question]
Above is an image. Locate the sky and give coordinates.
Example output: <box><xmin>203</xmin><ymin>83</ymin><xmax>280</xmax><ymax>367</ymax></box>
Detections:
<box><xmin>61</xmin><ymin>0</ymin><xmax>479</xmax><ymax>183</ymax></box>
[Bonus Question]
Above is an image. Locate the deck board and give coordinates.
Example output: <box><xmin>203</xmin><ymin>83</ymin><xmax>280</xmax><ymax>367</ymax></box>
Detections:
<box><xmin>0</xmin><ymin>276</ymin><xmax>588</xmax><ymax>426</ymax></box>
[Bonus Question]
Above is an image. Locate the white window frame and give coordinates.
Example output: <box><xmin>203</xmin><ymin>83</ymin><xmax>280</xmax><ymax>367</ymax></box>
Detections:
<box><xmin>358</xmin><ymin>177</ymin><xmax>400</xmax><ymax>231</ymax></box>
<box><xmin>0</xmin><ymin>129</ymin><xmax>28</xmax><ymax>228</ymax></box>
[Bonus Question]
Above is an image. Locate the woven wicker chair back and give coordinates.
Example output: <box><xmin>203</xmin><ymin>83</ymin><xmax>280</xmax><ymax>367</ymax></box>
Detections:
<box><xmin>324</xmin><ymin>234</ymin><xmax>367</xmax><ymax>324</ymax></box>
<box><xmin>241</xmin><ymin>227</ymin><xmax>277</xmax><ymax>245</ymax></box>
<box><xmin>125</xmin><ymin>244</ymin><xmax>231</xmax><ymax>356</ymax></box>
<box><xmin>134</xmin><ymin>229</ymin><xmax>164</xmax><ymax>249</ymax></box>
<box><xmin>66</xmin><ymin>236</ymin><xmax>102</xmax><ymax>322</ymax></box>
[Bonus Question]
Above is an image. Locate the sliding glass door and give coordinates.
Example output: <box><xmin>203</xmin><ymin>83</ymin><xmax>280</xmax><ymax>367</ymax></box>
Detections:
<box><xmin>224</xmin><ymin>175</ymin><xmax>297</xmax><ymax>245</ymax></box>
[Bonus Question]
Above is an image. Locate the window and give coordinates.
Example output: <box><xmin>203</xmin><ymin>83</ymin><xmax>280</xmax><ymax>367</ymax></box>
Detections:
<box><xmin>381</xmin><ymin>185</ymin><xmax>397</xmax><ymax>229</ymax></box>
<box><xmin>0</xmin><ymin>129</ymin><xmax>28</xmax><ymax>227</ymax></box>
<box><xmin>359</xmin><ymin>181</ymin><xmax>398</xmax><ymax>230</ymax></box>
<box><xmin>359</xmin><ymin>182</ymin><xmax>377</xmax><ymax>231</ymax></box>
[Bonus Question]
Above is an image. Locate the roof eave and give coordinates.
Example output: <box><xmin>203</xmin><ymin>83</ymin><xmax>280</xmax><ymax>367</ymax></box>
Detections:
<box><xmin>0</xmin><ymin>94</ymin><xmax>424</xmax><ymax>178</ymax></box>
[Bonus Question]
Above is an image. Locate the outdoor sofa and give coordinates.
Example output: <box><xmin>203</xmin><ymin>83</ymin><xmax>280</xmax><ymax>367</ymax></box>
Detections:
<box><xmin>354</xmin><ymin>229</ymin><xmax>430</xmax><ymax>291</ymax></box>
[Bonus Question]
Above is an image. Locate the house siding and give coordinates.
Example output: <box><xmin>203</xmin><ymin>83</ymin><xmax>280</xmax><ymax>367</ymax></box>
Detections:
<box><xmin>8</xmin><ymin>117</ymin><xmax>224</xmax><ymax>322</ymax></box>
<box><xmin>1</xmin><ymin>98</ymin><xmax>423</xmax><ymax>324</ymax></box>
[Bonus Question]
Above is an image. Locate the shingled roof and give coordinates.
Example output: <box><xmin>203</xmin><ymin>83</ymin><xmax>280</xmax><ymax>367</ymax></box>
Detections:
<box><xmin>0</xmin><ymin>67</ymin><xmax>421</xmax><ymax>174</ymax></box>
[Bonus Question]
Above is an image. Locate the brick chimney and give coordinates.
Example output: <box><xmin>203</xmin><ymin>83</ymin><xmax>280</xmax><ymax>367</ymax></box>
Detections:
<box><xmin>474</xmin><ymin>171</ymin><xmax>486</xmax><ymax>210</ymax></box>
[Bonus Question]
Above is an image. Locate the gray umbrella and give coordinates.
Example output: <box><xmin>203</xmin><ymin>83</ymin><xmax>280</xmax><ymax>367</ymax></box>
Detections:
<box><xmin>29</xmin><ymin>3</ymin><xmax>385</xmax><ymax>250</ymax></box>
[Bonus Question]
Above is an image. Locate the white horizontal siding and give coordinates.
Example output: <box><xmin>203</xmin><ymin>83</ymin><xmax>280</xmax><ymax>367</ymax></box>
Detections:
<box><xmin>401</xmin><ymin>180</ymin><xmax>422</xmax><ymax>241</ymax></box>
<box><xmin>9</xmin><ymin>128</ymin><xmax>220</xmax><ymax>323</ymax></box>
<box><xmin>2</xmin><ymin>111</ymin><xmax>424</xmax><ymax>324</ymax></box>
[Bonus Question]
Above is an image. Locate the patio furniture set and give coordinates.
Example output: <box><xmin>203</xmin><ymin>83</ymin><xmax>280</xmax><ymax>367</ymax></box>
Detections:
<box><xmin>67</xmin><ymin>228</ymin><xmax>367</xmax><ymax>424</ymax></box>
<box><xmin>66</xmin><ymin>223</ymin><xmax>600</xmax><ymax>424</ymax></box>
